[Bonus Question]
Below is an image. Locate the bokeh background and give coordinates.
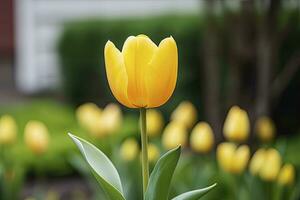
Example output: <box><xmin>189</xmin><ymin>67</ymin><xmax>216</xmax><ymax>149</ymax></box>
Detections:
<box><xmin>1</xmin><ymin>0</ymin><xmax>300</xmax><ymax>200</ymax></box>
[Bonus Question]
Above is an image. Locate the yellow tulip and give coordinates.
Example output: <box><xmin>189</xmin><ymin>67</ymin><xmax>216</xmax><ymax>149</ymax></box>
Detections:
<box><xmin>217</xmin><ymin>142</ymin><xmax>250</xmax><ymax>174</ymax></box>
<box><xmin>120</xmin><ymin>138</ymin><xmax>139</xmax><ymax>161</ymax></box>
<box><xmin>146</xmin><ymin>109</ymin><xmax>164</xmax><ymax>137</ymax></box>
<box><xmin>217</xmin><ymin>142</ymin><xmax>236</xmax><ymax>172</ymax></box>
<box><xmin>223</xmin><ymin>106</ymin><xmax>250</xmax><ymax>142</ymax></box>
<box><xmin>277</xmin><ymin>164</ymin><xmax>295</xmax><ymax>186</ymax></box>
<box><xmin>190</xmin><ymin>122</ymin><xmax>214</xmax><ymax>153</ymax></box>
<box><xmin>171</xmin><ymin>101</ymin><xmax>197</xmax><ymax>129</ymax></box>
<box><xmin>259</xmin><ymin>148</ymin><xmax>282</xmax><ymax>181</ymax></box>
<box><xmin>76</xmin><ymin>103</ymin><xmax>104</xmax><ymax>137</ymax></box>
<box><xmin>255</xmin><ymin>116</ymin><xmax>275</xmax><ymax>142</ymax></box>
<box><xmin>0</xmin><ymin>115</ymin><xmax>17</xmax><ymax>145</ymax></box>
<box><xmin>162</xmin><ymin>122</ymin><xmax>187</xmax><ymax>150</ymax></box>
<box><xmin>24</xmin><ymin>121</ymin><xmax>49</xmax><ymax>155</ymax></box>
<box><xmin>249</xmin><ymin>148</ymin><xmax>266</xmax><ymax>175</ymax></box>
<box><xmin>101</xmin><ymin>103</ymin><xmax>122</xmax><ymax>134</ymax></box>
<box><xmin>147</xmin><ymin>143</ymin><xmax>160</xmax><ymax>163</ymax></box>
<box><xmin>104</xmin><ymin>35</ymin><xmax>178</xmax><ymax>108</ymax></box>
<box><xmin>231</xmin><ymin>145</ymin><xmax>250</xmax><ymax>174</ymax></box>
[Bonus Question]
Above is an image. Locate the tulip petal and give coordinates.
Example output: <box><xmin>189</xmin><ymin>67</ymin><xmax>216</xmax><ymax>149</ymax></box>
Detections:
<box><xmin>146</xmin><ymin>37</ymin><xmax>178</xmax><ymax>107</ymax></box>
<box><xmin>104</xmin><ymin>41</ymin><xmax>134</xmax><ymax>108</ymax></box>
<box><xmin>122</xmin><ymin>35</ymin><xmax>157</xmax><ymax>107</ymax></box>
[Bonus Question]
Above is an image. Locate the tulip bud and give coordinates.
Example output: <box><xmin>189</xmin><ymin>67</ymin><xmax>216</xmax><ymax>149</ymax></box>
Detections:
<box><xmin>259</xmin><ymin>148</ymin><xmax>282</xmax><ymax>181</ymax></box>
<box><xmin>217</xmin><ymin>142</ymin><xmax>236</xmax><ymax>172</ymax></box>
<box><xmin>120</xmin><ymin>138</ymin><xmax>139</xmax><ymax>161</ymax></box>
<box><xmin>101</xmin><ymin>103</ymin><xmax>122</xmax><ymax>134</ymax></box>
<box><xmin>162</xmin><ymin>122</ymin><xmax>187</xmax><ymax>150</ymax></box>
<box><xmin>24</xmin><ymin>121</ymin><xmax>49</xmax><ymax>155</ymax></box>
<box><xmin>0</xmin><ymin>115</ymin><xmax>17</xmax><ymax>145</ymax></box>
<box><xmin>76</xmin><ymin>103</ymin><xmax>103</xmax><ymax>137</ymax></box>
<box><xmin>255</xmin><ymin>116</ymin><xmax>275</xmax><ymax>142</ymax></box>
<box><xmin>277</xmin><ymin>164</ymin><xmax>295</xmax><ymax>186</ymax></box>
<box><xmin>190</xmin><ymin>122</ymin><xmax>214</xmax><ymax>153</ymax></box>
<box><xmin>217</xmin><ymin>142</ymin><xmax>250</xmax><ymax>174</ymax></box>
<box><xmin>223</xmin><ymin>106</ymin><xmax>250</xmax><ymax>143</ymax></box>
<box><xmin>249</xmin><ymin>148</ymin><xmax>266</xmax><ymax>175</ymax></box>
<box><xmin>146</xmin><ymin>109</ymin><xmax>164</xmax><ymax>137</ymax></box>
<box><xmin>148</xmin><ymin>143</ymin><xmax>160</xmax><ymax>163</ymax></box>
<box><xmin>231</xmin><ymin>145</ymin><xmax>250</xmax><ymax>174</ymax></box>
<box><xmin>171</xmin><ymin>101</ymin><xmax>197</xmax><ymax>129</ymax></box>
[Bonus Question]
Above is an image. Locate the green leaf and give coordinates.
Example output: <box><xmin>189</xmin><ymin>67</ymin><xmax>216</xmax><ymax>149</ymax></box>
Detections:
<box><xmin>69</xmin><ymin>133</ymin><xmax>125</xmax><ymax>200</ymax></box>
<box><xmin>145</xmin><ymin>146</ymin><xmax>181</xmax><ymax>200</ymax></box>
<box><xmin>171</xmin><ymin>183</ymin><xmax>217</xmax><ymax>200</ymax></box>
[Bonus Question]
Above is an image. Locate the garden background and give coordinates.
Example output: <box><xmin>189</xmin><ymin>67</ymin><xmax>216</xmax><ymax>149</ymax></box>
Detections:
<box><xmin>0</xmin><ymin>0</ymin><xmax>300</xmax><ymax>199</ymax></box>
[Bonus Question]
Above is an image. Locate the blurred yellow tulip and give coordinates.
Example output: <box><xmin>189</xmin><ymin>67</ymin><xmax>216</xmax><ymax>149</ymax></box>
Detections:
<box><xmin>277</xmin><ymin>164</ymin><xmax>295</xmax><ymax>186</ymax></box>
<box><xmin>217</xmin><ymin>142</ymin><xmax>250</xmax><ymax>174</ymax></box>
<box><xmin>120</xmin><ymin>138</ymin><xmax>139</xmax><ymax>161</ymax></box>
<box><xmin>259</xmin><ymin>148</ymin><xmax>282</xmax><ymax>181</ymax></box>
<box><xmin>162</xmin><ymin>122</ymin><xmax>187</xmax><ymax>150</ymax></box>
<box><xmin>255</xmin><ymin>116</ymin><xmax>275</xmax><ymax>142</ymax></box>
<box><xmin>146</xmin><ymin>109</ymin><xmax>164</xmax><ymax>137</ymax></box>
<box><xmin>76</xmin><ymin>103</ymin><xmax>122</xmax><ymax>137</ymax></box>
<box><xmin>171</xmin><ymin>101</ymin><xmax>197</xmax><ymax>129</ymax></box>
<box><xmin>190</xmin><ymin>122</ymin><xmax>214</xmax><ymax>153</ymax></box>
<box><xmin>249</xmin><ymin>148</ymin><xmax>266</xmax><ymax>175</ymax></box>
<box><xmin>217</xmin><ymin>142</ymin><xmax>236</xmax><ymax>172</ymax></box>
<box><xmin>147</xmin><ymin>143</ymin><xmax>160</xmax><ymax>163</ymax></box>
<box><xmin>76</xmin><ymin>103</ymin><xmax>104</xmax><ymax>137</ymax></box>
<box><xmin>104</xmin><ymin>35</ymin><xmax>178</xmax><ymax>108</ymax></box>
<box><xmin>231</xmin><ymin>145</ymin><xmax>250</xmax><ymax>174</ymax></box>
<box><xmin>0</xmin><ymin>115</ymin><xmax>17</xmax><ymax>145</ymax></box>
<box><xmin>223</xmin><ymin>106</ymin><xmax>250</xmax><ymax>143</ymax></box>
<box><xmin>101</xmin><ymin>103</ymin><xmax>122</xmax><ymax>134</ymax></box>
<box><xmin>24</xmin><ymin>121</ymin><xmax>49</xmax><ymax>155</ymax></box>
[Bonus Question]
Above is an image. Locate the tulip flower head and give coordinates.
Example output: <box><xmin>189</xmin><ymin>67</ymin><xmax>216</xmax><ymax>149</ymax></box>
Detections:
<box><xmin>217</xmin><ymin>142</ymin><xmax>250</xmax><ymax>174</ymax></box>
<box><xmin>104</xmin><ymin>35</ymin><xmax>178</xmax><ymax>108</ymax></box>
<box><xmin>76</xmin><ymin>103</ymin><xmax>103</xmax><ymax>137</ymax></box>
<box><xmin>277</xmin><ymin>163</ymin><xmax>295</xmax><ymax>186</ymax></box>
<box><xmin>255</xmin><ymin>116</ymin><xmax>275</xmax><ymax>142</ymax></box>
<box><xmin>24</xmin><ymin>121</ymin><xmax>49</xmax><ymax>155</ymax></box>
<box><xmin>120</xmin><ymin>138</ymin><xmax>139</xmax><ymax>161</ymax></box>
<box><xmin>0</xmin><ymin>115</ymin><xmax>17</xmax><ymax>145</ymax></box>
<box><xmin>146</xmin><ymin>109</ymin><xmax>164</xmax><ymax>137</ymax></box>
<box><xmin>147</xmin><ymin>143</ymin><xmax>160</xmax><ymax>163</ymax></box>
<box><xmin>171</xmin><ymin>101</ymin><xmax>197</xmax><ymax>129</ymax></box>
<box><xmin>259</xmin><ymin>148</ymin><xmax>282</xmax><ymax>181</ymax></box>
<box><xmin>162</xmin><ymin>122</ymin><xmax>187</xmax><ymax>150</ymax></box>
<box><xmin>223</xmin><ymin>106</ymin><xmax>250</xmax><ymax>143</ymax></box>
<box><xmin>249</xmin><ymin>148</ymin><xmax>266</xmax><ymax>176</ymax></box>
<box><xmin>231</xmin><ymin>145</ymin><xmax>250</xmax><ymax>174</ymax></box>
<box><xmin>217</xmin><ymin>142</ymin><xmax>236</xmax><ymax>172</ymax></box>
<box><xmin>190</xmin><ymin>122</ymin><xmax>214</xmax><ymax>153</ymax></box>
<box><xmin>100</xmin><ymin>103</ymin><xmax>122</xmax><ymax>134</ymax></box>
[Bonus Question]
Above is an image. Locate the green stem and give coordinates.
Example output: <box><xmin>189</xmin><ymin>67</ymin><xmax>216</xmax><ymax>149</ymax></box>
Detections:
<box><xmin>140</xmin><ymin>108</ymin><xmax>149</xmax><ymax>197</ymax></box>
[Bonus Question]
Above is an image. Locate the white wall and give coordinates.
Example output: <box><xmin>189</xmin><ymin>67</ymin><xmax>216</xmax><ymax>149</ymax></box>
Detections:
<box><xmin>14</xmin><ymin>0</ymin><xmax>200</xmax><ymax>93</ymax></box>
